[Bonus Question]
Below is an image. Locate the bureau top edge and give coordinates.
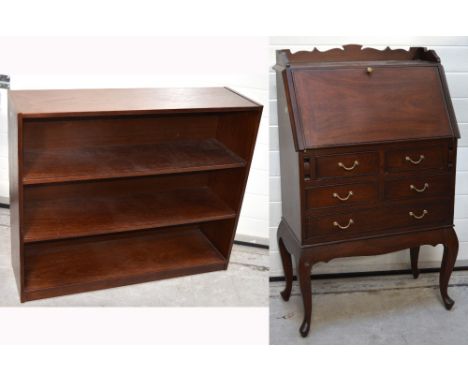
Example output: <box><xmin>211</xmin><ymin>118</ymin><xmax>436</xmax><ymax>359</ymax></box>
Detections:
<box><xmin>274</xmin><ymin>45</ymin><xmax>440</xmax><ymax>70</ymax></box>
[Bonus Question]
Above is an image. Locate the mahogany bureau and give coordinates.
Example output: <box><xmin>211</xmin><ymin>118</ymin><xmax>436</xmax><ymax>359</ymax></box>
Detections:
<box><xmin>274</xmin><ymin>45</ymin><xmax>460</xmax><ymax>337</ymax></box>
<box><xmin>8</xmin><ymin>87</ymin><xmax>262</xmax><ymax>301</ymax></box>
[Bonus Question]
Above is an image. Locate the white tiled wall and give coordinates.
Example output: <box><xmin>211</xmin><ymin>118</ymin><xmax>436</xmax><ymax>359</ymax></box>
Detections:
<box><xmin>0</xmin><ymin>37</ymin><xmax>269</xmax><ymax>244</ymax></box>
<box><xmin>270</xmin><ymin>36</ymin><xmax>468</xmax><ymax>276</ymax></box>
<box><xmin>0</xmin><ymin>88</ymin><xmax>8</xmax><ymax>204</ymax></box>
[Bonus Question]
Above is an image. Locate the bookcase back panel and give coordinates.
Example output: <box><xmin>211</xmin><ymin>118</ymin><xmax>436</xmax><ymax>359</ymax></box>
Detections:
<box><xmin>23</xmin><ymin>114</ymin><xmax>219</xmax><ymax>150</ymax></box>
<box><xmin>24</xmin><ymin>172</ymin><xmax>210</xmax><ymax>201</ymax></box>
<box><xmin>200</xmin><ymin>219</ymin><xmax>237</xmax><ymax>260</ymax></box>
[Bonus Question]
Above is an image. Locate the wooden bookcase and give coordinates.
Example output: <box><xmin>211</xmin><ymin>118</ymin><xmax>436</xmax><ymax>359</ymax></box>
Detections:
<box><xmin>9</xmin><ymin>87</ymin><xmax>262</xmax><ymax>302</ymax></box>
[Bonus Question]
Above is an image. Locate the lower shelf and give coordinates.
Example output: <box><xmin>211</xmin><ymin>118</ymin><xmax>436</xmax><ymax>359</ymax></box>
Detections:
<box><xmin>23</xmin><ymin>227</ymin><xmax>227</xmax><ymax>301</ymax></box>
<box><xmin>24</xmin><ymin>186</ymin><xmax>235</xmax><ymax>242</ymax></box>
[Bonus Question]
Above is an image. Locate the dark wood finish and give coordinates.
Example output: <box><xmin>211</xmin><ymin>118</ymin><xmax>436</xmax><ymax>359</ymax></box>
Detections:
<box><xmin>410</xmin><ymin>247</ymin><xmax>420</xmax><ymax>279</ymax></box>
<box><xmin>24</xmin><ymin>226</ymin><xmax>226</xmax><ymax>301</ymax></box>
<box><xmin>384</xmin><ymin>173</ymin><xmax>451</xmax><ymax>200</ymax></box>
<box><xmin>23</xmin><ymin>139</ymin><xmax>245</xmax><ymax>185</ymax></box>
<box><xmin>385</xmin><ymin>142</ymin><xmax>448</xmax><ymax>173</ymax></box>
<box><xmin>305</xmin><ymin>181</ymin><xmax>378</xmax><ymax>209</ymax></box>
<box><xmin>440</xmin><ymin>228</ymin><xmax>459</xmax><ymax>309</ymax></box>
<box><xmin>9</xmin><ymin>87</ymin><xmax>259</xmax><ymax>117</ymax></box>
<box><xmin>305</xmin><ymin>198</ymin><xmax>451</xmax><ymax>241</ymax></box>
<box><xmin>275</xmin><ymin>45</ymin><xmax>459</xmax><ymax>337</ymax></box>
<box><xmin>24</xmin><ymin>185</ymin><xmax>235</xmax><ymax>243</ymax></box>
<box><xmin>292</xmin><ymin>66</ymin><xmax>452</xmax><ymax>148</ymax></box>
<box><xmin>275</xmin><ymin>44</ymin><xmax>441</xmax><ymax>66</ymax></box>
<box><xmin>9</xmin><ymin>87</ymin><xmax>262</xmax><ymax>301</ymax></box>
<box><xmin>278</xmin><ymin>236</ymin><xmax>293</xmax><ymax>301</ymax></box>
<box><xmin>315</xmin><ymin>151</ymin><xmax>379</xmax><ymax>178</ymax></box>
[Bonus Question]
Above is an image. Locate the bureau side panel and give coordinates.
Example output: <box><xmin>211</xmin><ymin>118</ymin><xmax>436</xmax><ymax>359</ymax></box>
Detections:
<box><xmin>8</xmin><ymin>97</ymin><xmax>23</xmax><ymax>298</ymax></box>
<box><xmin>276</xmin><ymin>70</ymin><xmax>301</xmax><ymax>239</ymax></box>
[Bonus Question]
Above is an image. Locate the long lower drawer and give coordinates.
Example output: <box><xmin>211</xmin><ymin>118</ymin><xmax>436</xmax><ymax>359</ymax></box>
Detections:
<box><xmin>305</xmin><ymin>198</ymin><xmax>452</xmax><ymax>241</ymax></box>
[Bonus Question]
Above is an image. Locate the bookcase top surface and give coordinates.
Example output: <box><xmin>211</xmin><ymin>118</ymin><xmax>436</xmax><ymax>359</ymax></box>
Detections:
<box><xmin>10</xmin><ymin>87</ymin><xmax>261</xmax><ymax>117</ymax></box>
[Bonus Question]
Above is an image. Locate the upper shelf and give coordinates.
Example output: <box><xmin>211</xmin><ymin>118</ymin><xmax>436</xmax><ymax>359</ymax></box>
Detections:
<box><xmin>23</xmin><ymin>138</ymin><xmax>246</xmax><ymax>185</ymax></box>
<box><xmin>9</xmin><ymin>87</ymin><xmax>262</xmax><ymax>118</ymax></box>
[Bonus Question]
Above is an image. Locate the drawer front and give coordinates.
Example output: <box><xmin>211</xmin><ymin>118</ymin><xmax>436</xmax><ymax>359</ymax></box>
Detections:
<box><xmin>384</xmin><ymin>174</ymin><xmax>452</xmax><ymax>201</ymax></box>
<box><xmin>315</xmin><ymin>151</ymin><xmax>379</xmax><ymax>178</ymax></box>
<box><xmin>305</xmin><ymin>199</ymin><xmax>451</xmax><ymax>240</ymax></box>
<box><xmin>306</xmin><ymin>182</ymin><xmax>379</xmax><ymax>209</ymax></box>
<box><xmin>385</xmin><ymin>143</ymin><xmax>447</xmax><ymax>173</ymax></box>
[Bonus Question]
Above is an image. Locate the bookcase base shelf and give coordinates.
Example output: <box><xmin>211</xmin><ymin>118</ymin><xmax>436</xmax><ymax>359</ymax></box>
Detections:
<box><xmin>23</xmin><ymin>227</ymin><xmax>227</xmax><ymax>301</ymax></box>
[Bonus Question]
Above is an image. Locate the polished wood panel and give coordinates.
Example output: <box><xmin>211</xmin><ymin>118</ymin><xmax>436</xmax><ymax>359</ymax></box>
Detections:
<box><xmin>24</xmin><ymin>139</ymin><xmax>245</xmax><ymax>184</ymax></box>
<box><xmin>305</xmin><ymin>182</ymin><xmax>378</xmax><ymax>209</ymax></box>
<box><xmin>277</xmin><ymin>70</ymin><xmax>302</xmax><ymax>238</ymax></box>
<box><xmin>315</xmin><ymin>151</ymin><xmax>379</xmax><ymax>178</ymax></box>
<box><xmin>10</xmin><ymin>87</ymin><xmax>260</xmax><ymax>117</ymax></box>
<box><xmin>275</xmin><ymin>45</ymin><xmax>459</xmax><ymax>337</ymax></box>
<box><xmin>384</xmin><ymin>173</ymin><xmax>451</xmax><ymax>200</ymax></box>
<box><xmin>23</xmin><ymin>114</ymin><xmax>219</xmax><ymax>150</ymax></box>
<box><xmin>24</xmin><ymin>185</ymin><xmax>235</xmax><ymax>243</ymax></box>
<box><xmin>24</xmin><ymin>227</ymin><xmax>226</xmax><ymax>300</ymax></box>
<box><xmin>305</xmin><ymin>198</ymin><xmax>451</xmax><ymax>241</ymax></box>
<box><xmin>385</xmin><ymin>142</ymin><xmax>447</xmax><ymax>173</ymax></box>
<box><xmin>292</xmin><ymin>66</ymin><xmax>452</xmax><ymax>148</ymax></box>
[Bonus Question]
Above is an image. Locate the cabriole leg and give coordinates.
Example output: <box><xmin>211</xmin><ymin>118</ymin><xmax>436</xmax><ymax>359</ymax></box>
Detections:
<box><xmin>410</xmin><ymin>247</ymin><xmax>420</xmax><ymax>279</ymax></box>
<box><xmin>440</xmin><ymin>228</ymin><xmax>459</xmax><ymax>310</ymax></box>
<box><xmin>297</xmin><ymin>257</ymin><xmax>312</xmax><ymax>337</ymax></box>
<box><xmin>278</xmin><ymin>236</ymin><xmax>293</xmax><ymax>301</ymax></box>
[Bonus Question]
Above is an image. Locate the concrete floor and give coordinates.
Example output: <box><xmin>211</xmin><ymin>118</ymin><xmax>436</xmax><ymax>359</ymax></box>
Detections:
<box><xmin>0</xmin><ymin>208</ymin><xmax>268</xmax><ymax>306</ymax></box>
<box><xmin>270</xmin><ymin>272</ymin><xmax>468</xmax><ymax>344</ymax></box>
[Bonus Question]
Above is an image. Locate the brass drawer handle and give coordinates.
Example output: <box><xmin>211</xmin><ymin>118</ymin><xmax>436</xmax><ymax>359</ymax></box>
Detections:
<box><xmin>333</xmin><ymin>190</ymin><xmax>354</xmax><ymax>201</ymax></box>
<box><xmin>333</xmin><ymin>218</ymin><xmax>354</xmax><ymax>230</ymax></box>
<box><xmin>405</xmin><ymin>154</ymin><xmax>425</xmax><ymax>165</ymax></box>
<box><xmin>338</xmin><ymin>160</ymin><xmax>359</xmax><ymax>171</ymax></box>
<box><xmin>409</xmin><ymin>209</ymin><xmax>428</xmax><ymax>220</ymax></box>
<box><xmin>410</xmin><ymin>183</ymin><xmax>429</xmax><ymax>193</ymax></box>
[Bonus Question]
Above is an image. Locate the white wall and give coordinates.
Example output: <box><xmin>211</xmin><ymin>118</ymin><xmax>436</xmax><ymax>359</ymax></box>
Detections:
<box><xmin>270</xmin><ymin>36</ymin><xmax>468</xmax><ymax>276</ymax></box>
<box><xmin>0</xmin><ymin>37</ymin><xmax>269</xmax><ymax>243</ymax></box>
<box><xmin>0</xmin><ymin>87</ymin><xmax>8</xmax><ymax>204</ymax></box>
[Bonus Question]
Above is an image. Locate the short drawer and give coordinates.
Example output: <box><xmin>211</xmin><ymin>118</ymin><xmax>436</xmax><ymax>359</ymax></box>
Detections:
<box><xmin>305</xmin><ymin>182</ymin><xmax>379</xmax><ymax>209</ymax></box>
<box><xmin>305</xmin><ymin>199</ymin><xmax>451</xmax><ymax>240</ymax></box>
<box><xmin>385</xmin><ymin>143</ymin><xmax>447</xmax><ymax>173</ymax></box>
<box><xmin>315</xmin><ymin>151</ymin><xmax>379</xmax><ymax>178</ymax></box>
<box><xmin>384</xmin><ymin>174</ymin><xmax>452</xmax><ymax>201</ymax></box>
